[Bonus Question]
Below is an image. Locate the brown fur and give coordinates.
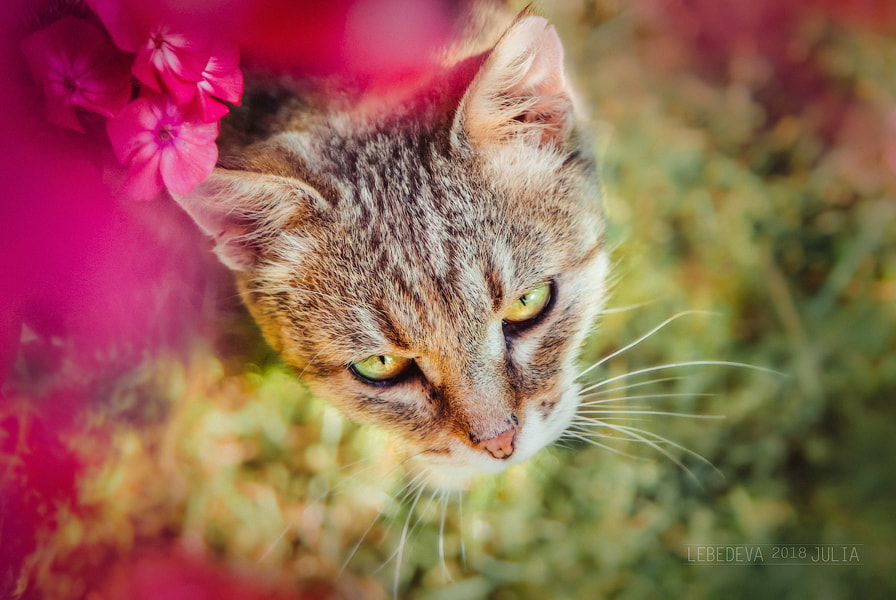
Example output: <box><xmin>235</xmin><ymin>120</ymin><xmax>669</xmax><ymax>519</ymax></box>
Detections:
<box><xmin>174</xmin><ymin>7</ymin><xmax>609</xmax><ymax>475</ymax></box>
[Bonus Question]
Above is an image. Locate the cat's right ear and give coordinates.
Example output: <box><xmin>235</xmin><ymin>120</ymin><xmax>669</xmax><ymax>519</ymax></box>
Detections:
<box><xmin>452</xmin><ymin>14</ymin><xmax>576</xmax><ymax>150</ymax></box>
<box><xmin>172</xmin><ymin>170</ymin><xmax>315</xmax><ymax>272</ymax></box>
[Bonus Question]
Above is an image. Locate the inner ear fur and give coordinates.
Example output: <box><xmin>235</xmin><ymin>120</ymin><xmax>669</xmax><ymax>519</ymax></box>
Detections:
<box><xmin>454</xmin><ymin>14</ymin><xmax>575</xmax><ymax>148</ymax></box>
<box><xmin>171</xmin><ymin>169</ymin><xmax>318</xmax><ymax>272</ymax></box>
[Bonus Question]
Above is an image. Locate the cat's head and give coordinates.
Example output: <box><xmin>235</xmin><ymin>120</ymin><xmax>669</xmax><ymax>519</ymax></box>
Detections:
<box><xmin>175</xmin><ymin>16</ymin><xmax>608</xmax><ymax>477</ymax></box>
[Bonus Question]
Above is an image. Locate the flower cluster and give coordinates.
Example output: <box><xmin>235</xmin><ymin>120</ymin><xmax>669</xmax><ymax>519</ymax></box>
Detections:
<box><xmin>20</xmin><ymin>0</ymin><xmax>243</xmax><ymax>201</ymax></box>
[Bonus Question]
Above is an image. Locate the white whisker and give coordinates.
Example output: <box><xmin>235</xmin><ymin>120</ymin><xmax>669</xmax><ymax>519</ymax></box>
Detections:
<box><xmin>340</xmin><ymin>508</ymin><xmax>383</xmax><ymax>573</ymax></box>
<box><xmin>574</xmin><ymin>417</ymin><xmax>658</xmax><ymax>423</ymax></box>
<box><xmin>313</xmin><ymin>456</ymin><xmax>376</xmax><ymax>502</ymax></box>
<box><xmin>579</xmin><ymin>418</ymin><xmax>723</xmax><ymax>482</ymax></box>
<box><xmin>392</xmin><ymin>479</ymin><xmax>428</xmax><ymax>600</ymax></box>
<box><xmin>598</xmin><ymin>299</ymin><xmax>659</xmax><ymax>314</ymax></box>
<box><xmin>394</xmin><ymin>470</ymin><xmax>431</xmax><ymax>505</ymax></box>
<box><xmin>576</xmin><ymin>419</ymin><xmax>700</xmax><ymax>481</ymax></box>
<box><xmin>374</xmin><ymin>477</ymin><xmax>427</xmax><ymax>575</ymax></box>
<box><xmin>559</xmin><ymin>429</ymin><xmax>647</xmax><ymax>460</ymax></box>
<box><xmin>458</xmin><ymin>489</ymin><xmax>466</xmax><ymax>570</ymax></box>
<box><xmin>579</xmin><ymin>376</ymin><xmax>685</xmax><ymax>398</ymax></box>
<box><xmin>577</xmin><ymin>409</ymin><xmax>722</xmax><ymax>420</ymax></box>
<box><xmin>438</xmin><ymin>489</ymin><xmax>453</xmax><ymax>582</ymax></box>
<box><xmin>578</xmin><ymin>392</ymin><xmax>715</xmax><ymax>406</ymax></box>
<box><xmin>577</xmin><ymin>311</ymin><xmax>712</xmax><ymax>381</ymax></box>
<box><xmin>257</xmin><ymin>525</ymin><xmax>290</xmax><ymax>564</ymax></box>
<box><xmin>580</xmin><ymin>361</ymin><xmax>785</xmax><ymax>395</ymax></box>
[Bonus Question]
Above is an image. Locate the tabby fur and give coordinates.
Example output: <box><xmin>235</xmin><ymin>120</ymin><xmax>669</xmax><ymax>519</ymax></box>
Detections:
<box><xmin>174</xmin><ymin>7</ymin><xmax>609</xmax><ymax>476</ymax></box>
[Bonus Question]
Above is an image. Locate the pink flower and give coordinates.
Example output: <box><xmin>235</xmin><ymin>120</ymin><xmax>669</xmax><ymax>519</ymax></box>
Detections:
<box><xmin>131</xmin><ymin>24</ymin><xmax>210</xmax><ymax>104</ymax></box>
<box><xmin>193</xmin><ymin>43</ymin><xmax>244</xmax><ymax>122</ymax></box>
<box><xmin>88</xmin><ymin>0</ymin><xmax>211</xmax><ymax>104</ymax></box>
<box><xmin>106</xmin><ymin>93</ymin><xmax>219</xmax><ymax>201</ymax></box>
<box><xmin>20</xmin><ymin>17</ymin><xmax>133</xmax><ymax>132</ymax></box>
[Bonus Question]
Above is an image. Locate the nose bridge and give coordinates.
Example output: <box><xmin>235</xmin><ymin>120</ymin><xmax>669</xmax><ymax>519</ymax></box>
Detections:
<box><xmin>451</xmin><ymin>340</ymin><xmax>517</xmax><ymax>439</ymax></box>
<box><xmin>422</xmin><ymin>298</ymin><xmax>516</xmax><ymax>439</ymax></box>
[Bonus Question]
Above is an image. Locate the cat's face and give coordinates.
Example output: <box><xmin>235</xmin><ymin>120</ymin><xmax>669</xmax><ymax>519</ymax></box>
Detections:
<box><xmin>176</xmin><ymin>16</ymin><xmax>607</xmax><ymax>476</ymax></box>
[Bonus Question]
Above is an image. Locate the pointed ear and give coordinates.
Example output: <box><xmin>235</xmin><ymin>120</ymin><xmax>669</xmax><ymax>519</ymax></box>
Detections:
<box><xmin>454</xmin><ymin>15</ymin><xmax>575</xmax><ymax>148</ymax></box>
<box><xmin>171</xmin><ymin>169</ymin><xmax>316</xmax><ymax>272</ymax></box>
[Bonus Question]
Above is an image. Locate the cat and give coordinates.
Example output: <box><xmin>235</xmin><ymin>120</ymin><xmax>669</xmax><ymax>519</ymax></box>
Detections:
<box><xmin>173</xmin><ymin>4</ymin><xmax>609</xmax><ymax>479</ymax></box>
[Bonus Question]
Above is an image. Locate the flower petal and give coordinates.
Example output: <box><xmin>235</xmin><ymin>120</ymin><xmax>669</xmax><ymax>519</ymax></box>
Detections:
<box><xmin>194</xmin><ymin>90</ymin><xmax>232</xmax><ymax>123</ymax></box>
<box><xmin>20</xmin><ymin>17</ymin><xmax>134</xmax><ymax>130</ymax></box>
<box><xmin>132</xmin><ymin>26</ymin><xmax>211</xmax><ymax>104</ymax></box>
<box><xmin>121</xmin><ymin>143</ymin><xmax>165</xmax><ymax>201</ymax></box>
<box><xmin>201</xmin><ymin>43</ymin><xmax>243</xmax><ymax>105</ymax></box>
<box><xmin>44</xmin><ymin>93</ymin><xmax>85</xmax><ymax>132</ymax></box>
<box><xmin>131</xmin><ymin>51</ymin><xmax>163</xmax><ymax>94</ymax></box>
<box><xmin>159</xmin><ymin>121</ymin><xmax>219</xmax><ymax>194</ymax></box>
<box><xmin>106</xmin><ymin>98</ymin><xmax>160</xmax><ymax>165</ymax></box>
<box><xmin>189</xmin><ymin>43</ymin><xmax>243</xmax><ymax>122</ymax></box>
<box><xmin>76</xmin><ymin>51</ymin><xmax>134</xmax><ymax>118</ymax></box>
<box><xmin>86</xmin><ymin>0</ymin><xmax>142</xmax><ymax>52</ymax></box>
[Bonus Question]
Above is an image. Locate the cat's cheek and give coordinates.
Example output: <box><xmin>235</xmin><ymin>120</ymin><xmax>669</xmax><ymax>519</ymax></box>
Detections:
<box><xmin>511</xmin><ymin>387</ymin><xmax>579</xmax><ymax>464</ymax></box>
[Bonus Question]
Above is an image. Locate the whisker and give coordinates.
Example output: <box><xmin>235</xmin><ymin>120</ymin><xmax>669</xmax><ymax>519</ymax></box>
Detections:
<box><xmin>438</xmin><ymin>489</ymin><xmax>453</xmax><ymax>582</ymax></box>
<box><xmin>394</xmin><ymin>470</ymin><xmax>431</xmax><ymax>505</ymax></box>
<box><xmin>576</xmin><ymin>311</ymin><xmax>712</xmax><ymax>381</ymax></box>
<box><xmin>577</xmin><ymin>419</ymin><xmax>702</xmax><ymax>482</ymax></box>
<box><xmin>578</xmin><ymin>392</ymin><xmax>715</xmax><ymax>406</ymax></box>
<box><xmin>368</xmin><ymin>480</ymin><xmax>426</xmax><ymax>551</ymax></box>
<box><xmin>580</xmin><ymin>418</ymin><xmax>723</xmax><ymax>481</ymax></box>
<box><xmin>313</xmin><ymin>456</ymin><xmax>377</xmax><ymax>501</ymax></box>
<box><xmin>572</xmin><ymin>416</ymin><xmax>654</xmax><ymax>422</ymax></box>
<box><xmin>325</xmin><ymin>450</ymin><xmax>425</xmax><ymax>508</ymax></box>
<box><xmin>340</xmin><ymin>507</ymin><xmax>383</xmax><ymax>573</ymax></box>
<box><xmin>411</xmin><ymin>486</ymin><xmax>442</xmax><ymax>538</ymax></box>
<box><xmin>579</xmin><ymin>376</ymin><xmax>685</xmax><ymax>398</ymax></box>
<box><xmin>598</xmin><ymin>299</ymin><xmax>659</xmax><ymax>314</ymax></box>
<box><xmin>559</xmin><ymin>429</ymin><xmax>648</xmax><ymax>461</ymax></box>
<box><xmin>392</xmin><ymin>479</ymin><xmax>429</xmax><ymax>600</ymax></box>
<box><xmin>565</xmin><ymin>424</ymin><xmax>654</xmax><ymax>444</ymax></box>
<box><xmin>580</xmin><ymin>361</ymin><xmax>785</xmax><ymax>395</ymax></box>
<box><xmin>576</xmin><ymin>409</ymin><xmax>723</xmax><ymax>420</ymax></box>
<box><xmin>458</xmin><ymin>488</ymin><xmax>466</xmax><ymax>571</ymax></box>
<box><xmin>257</xmin><ymin>525</ymin><xmax>290</xmax><ymax>564</ymax></box>
<box><xmin>374</xmin><ymin>476</ymin><xmax>429</xmax><ymax>576</ymax></box>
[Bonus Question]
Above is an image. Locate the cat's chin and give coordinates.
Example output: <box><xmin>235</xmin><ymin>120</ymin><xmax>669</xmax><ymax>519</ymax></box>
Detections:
<box><xmin>406</xmin><ymin>387</ymin><xmax>581</xmax><ymax>490</ymax></box>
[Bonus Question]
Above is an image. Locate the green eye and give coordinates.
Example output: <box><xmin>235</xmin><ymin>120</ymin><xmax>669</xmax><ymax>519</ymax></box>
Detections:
<box><xmin>504</xmin><ymin>282</ymin><xmax>552</xmax><ymax>324</ymax></box>
<box><xmin>351</xmin><ymin>354</ymin><xmax>411</xmax><ymax>382</ymax></box>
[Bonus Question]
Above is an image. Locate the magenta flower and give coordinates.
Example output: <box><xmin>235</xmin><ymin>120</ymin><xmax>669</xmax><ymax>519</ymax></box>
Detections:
<box><xmin>20</xmin><ymin>17</ymin><xmax>133</xmax><ymax>132</ymax></box>
<box><xmin>193</xmin><ymin>43</ymin><xmax>244</xmax><ymax>122</ymax></box>
<box><xmin>106</xmin><ymin>93</ymin><xmax>219</xmax><ymax>201</ymax></box>
<box><xmin>131</xmin><ymin>24</ymin><xmax>210</xmax><ymax>104</ymax></box>
<box><xmin>88</xmin><ymin>0</ymin><xmax>211</xmax><ymax>104</ymax></box>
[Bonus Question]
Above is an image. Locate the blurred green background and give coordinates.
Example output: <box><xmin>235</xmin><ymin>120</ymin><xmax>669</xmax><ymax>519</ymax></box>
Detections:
<box><xmin>12</xmin><ymin>1</ymin><xmax>896</xmax><ymax>599</ymax></box>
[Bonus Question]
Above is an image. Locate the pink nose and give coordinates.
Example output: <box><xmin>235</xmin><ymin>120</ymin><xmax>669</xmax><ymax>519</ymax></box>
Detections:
<box><xmin>478</xmin><ymin>428</ymin><xmax>518</xmax><ymax>459</ymax></box>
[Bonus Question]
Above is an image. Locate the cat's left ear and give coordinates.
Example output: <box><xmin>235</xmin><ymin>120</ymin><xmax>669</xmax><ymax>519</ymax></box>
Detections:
<box><xmin>453</xmin><ymin>14</ymin><xmax>574</xmax><ymax>149</ymax></box>
<box><xmin>171</xmin><ymin>169</ymin><xmax>319</xmax><ymax>272</ymax></box>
